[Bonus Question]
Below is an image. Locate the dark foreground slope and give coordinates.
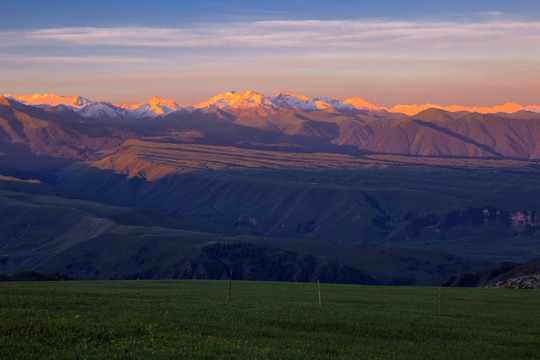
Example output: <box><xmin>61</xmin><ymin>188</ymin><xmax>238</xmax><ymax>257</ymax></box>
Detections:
<box><xmin>0</xmin><ymin>178</ymin><xmax>488</xmax><ymax>285</ymax></box>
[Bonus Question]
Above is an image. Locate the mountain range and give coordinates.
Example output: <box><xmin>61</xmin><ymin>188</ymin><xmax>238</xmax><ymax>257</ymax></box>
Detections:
<box><xmin>5</xmin><ymin>90</ymin><xmax>540</xmax><ymax>119</ymax></box>
<box><xmin>2</xmin><ymin>90</ymin><xmax>540</xmax><ymax>161</ymax></box>
<box><xmin>1</xmin><ymin>90</ymin><xmax>539</xmax><ymax>284</ymax></box>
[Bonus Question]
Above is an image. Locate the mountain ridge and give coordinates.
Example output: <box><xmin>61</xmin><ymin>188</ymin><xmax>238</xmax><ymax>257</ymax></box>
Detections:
<box><xmin>2</xmin><ymin>97</ymin><xmax>540</xmax><ymax>162</ymax></box>
<box><xmin>5</xmin><ymin>91</ymin><xmax>540</xmax><ymax>118</ymax></box>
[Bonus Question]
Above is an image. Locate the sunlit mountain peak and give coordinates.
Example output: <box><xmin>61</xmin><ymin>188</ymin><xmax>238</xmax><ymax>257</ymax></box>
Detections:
<box><xmin>387</xmin><ymin>102</ymin><xmax>529</xmax><ymax>116</ymax></box>
<box><xmin>490</xmin><ymin>103</ymin><xmax>524</xmax><ymax>114</ymax></box>
<box><xmin>194</xmin><ymin>90</ymin><xmax>277</xmax><ymax>112</ymax></box>
<box><xmin>274</xmin><ymin>90</ymin><xmax>313</xmax><ymax>102</ymax></box>
<box><xmin>272</xmin><ymin>91</ymin><xmax>320</xmax><ymax>111</ymax></box>
<box><xmin>113</xmin><ymin>97</ymin><xmax>185</xmax><ymax>115</ymax></box>
<box><xmin>343</xmin><ymin>97</ymin><xmax>380</xmax><ymax>111</ymax></box>
<box><xmin>385</xmin><ymin>104</ymin><xmax>440</xmax><ymax>116</ymax></box>
<box><xmin>4</xmin><ymin>93</ymin><xmax>92</xmax><ymax>109</ymax></box>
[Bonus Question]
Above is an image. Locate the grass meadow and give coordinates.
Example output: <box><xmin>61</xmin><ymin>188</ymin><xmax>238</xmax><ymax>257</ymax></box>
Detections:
<box><xmin>0</xmin><ymin>280</ymin><xmax>538</xmax><ymax>359</ymax></box>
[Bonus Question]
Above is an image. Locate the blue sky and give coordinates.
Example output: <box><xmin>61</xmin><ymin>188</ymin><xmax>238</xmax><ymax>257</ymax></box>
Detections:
<box><xmin>2</xmin><ymin>0</ymin><xmax>540</xmax><ymax>106</ymax></box>
<box><xmin>4</xmin><ymin>1</ymin><xmax>540</xmax><ymax>28</ymax></box>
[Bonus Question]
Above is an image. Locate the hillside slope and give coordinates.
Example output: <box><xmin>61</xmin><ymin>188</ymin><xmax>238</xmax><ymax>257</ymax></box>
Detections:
<box><xmin>437</xmin><ymin>256</ymin><xmax>540</xmax><ymax>289</ymax></box>
<box><xmin>54</xmin><ymin>142</ymin><xmax>540</xmax><ymax>263</ymax></box>
<box><xmin>0</xmin><ymin>178</ymin><xmax>488</xmax><ymax>285</ymax></box>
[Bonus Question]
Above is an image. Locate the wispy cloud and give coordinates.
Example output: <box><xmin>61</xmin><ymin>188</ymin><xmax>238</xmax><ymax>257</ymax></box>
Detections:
<box><xmin>0</xmin><ymin>53</ymin><xmax>169</xmax><ymax>64</ymax></box>
<box><xmin>1</xmin><ymin>18</ymin><xmax>539</xmax><ymax>54</ymax></box>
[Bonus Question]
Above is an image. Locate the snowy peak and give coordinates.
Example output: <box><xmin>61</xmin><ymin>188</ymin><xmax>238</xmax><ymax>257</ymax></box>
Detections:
<box><xmin>194</xmin><ymin>90</ymin><xmax>279</xmax><ymax>116</ymax></box>
<box><xmin>147</xmin><ymin>96</ymin><xmax>184</xmax><ymax>110</ymax></box>
<box><xmin>272</xmin><ymin>91</ymin><xmax>380</xmax><ymax>113</ymax></box>
<box><xmin>343</xmin><ymin>98</ymin><xmax>380</xmax><ymax>111</ymax></box>
<box><xmin>195</xmin><ymin>90</ymin><xmax>274</xmax><ymax>109</ymax></box>
<box><xmin>116</xmin><ymin>97</ymin><xmax>185</xmax><ymax>116</ymax></box>
<box><xmin>274</xmin><ymin>90</ymin><xmax>313</xmax><ymax>102</ymax></box>
<box><xmin>78</xmin><ymin>103</ymin><xmax>123</xmax><ymax>119</ymax></box>
<box><xmin>272</xmin><ymin>91</ymin><xmax>319</xmax><ymax>111</ymax></box>
<box><xmin>4</xmin><ymin>93</ymin><xmax>92</xmax><ymax>109</ymax></box>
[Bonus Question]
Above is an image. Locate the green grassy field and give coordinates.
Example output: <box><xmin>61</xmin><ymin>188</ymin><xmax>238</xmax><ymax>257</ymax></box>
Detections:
<box><xmin>0</xmin><ymin>281</ymin><xmax>538</xmax><ymax>359</ymax></box>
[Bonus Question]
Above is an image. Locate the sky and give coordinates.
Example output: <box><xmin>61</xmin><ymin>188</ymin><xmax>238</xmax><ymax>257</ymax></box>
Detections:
<box><xmin>2</xmin><ymin>0</ymin><xmax>540</xmax><ymax>107</ymax></box>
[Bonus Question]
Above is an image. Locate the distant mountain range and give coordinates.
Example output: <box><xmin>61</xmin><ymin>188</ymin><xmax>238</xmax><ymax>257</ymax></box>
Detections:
<box><xmin>4</xmin><ymin>90</ymin><xmax>540</xmax><ymax>119</ymax></box>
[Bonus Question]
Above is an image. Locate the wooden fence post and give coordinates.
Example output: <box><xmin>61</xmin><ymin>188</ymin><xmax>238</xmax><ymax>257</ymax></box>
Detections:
<box><xmin>318</xmin><ymin>279</ymin><xmax>322</xmax><ymax>307</ymax></box>
<box><xmin>438</xmin><ymin>287</ymin><xmax>441</xmax><ymax>316</ymax></box>
<box><xmin>227</xmin><ymin>269</ymin><xmax>233</xmax><ymax>302</ymax></box>
<box><xmin>136</xmin><ymin>278</ymin><xmax>139</xmax><ymax>299</ymax></box>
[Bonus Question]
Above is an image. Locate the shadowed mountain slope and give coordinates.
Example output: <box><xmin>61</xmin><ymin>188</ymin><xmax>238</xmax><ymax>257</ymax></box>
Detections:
<box><xmin>0</xmin><ymin>97</ymin><xmax>133</xmax><ymax>155</ymax></box>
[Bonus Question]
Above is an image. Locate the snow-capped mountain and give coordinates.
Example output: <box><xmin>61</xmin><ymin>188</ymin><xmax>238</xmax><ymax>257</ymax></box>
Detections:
<box><xmin>115</xmin><ymin>97</ymin><xmax>186</xmax><ymax>117</ymax></box>
<box><xmin>272</xmin><ymin>91</ymin><xmax>322</xmax><ymax>111</ymax></box>
<box><xmin>194</xmin><ymin>90</ymin><xmax>280</xmax><ymax>116</ymax></box>
<box><xmin>192</xmin><ymin>90</ymin><xmax>383</xmax><ymax>115</ymax></box>
<box><xmin>343</xmin><ymin>98</ymin><xmax>381</xmax><ymax>112</ymax></box>
<box><xmin>77</xmin><ymin>103</ymin><xmax>124</xmax><ymax>119</ymax></box>
<box><xmin>271</xmin><ymin>91</ymin><xmax>381</xmax><ymax>113</ymax></box>
<box><xmin>4</xmin><ymin>93</ymin><xmax>92</xmax><ymax>109</ymax></box>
